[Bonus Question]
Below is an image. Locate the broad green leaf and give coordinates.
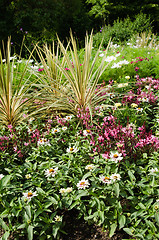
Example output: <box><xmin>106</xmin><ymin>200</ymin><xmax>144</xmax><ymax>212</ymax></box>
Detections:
<box><xmin>2</xmin><ymin>231</ymin><xmax>10</xmax><ymax>240</ymax></box>
<box><xmin>0</xmin><ymin>218</ymin><xmax>9</xmax><ymax>231</ymax></box>
<box><xmin>128</xmin><ymin>170</ymin><xmax>136</xmax><ymax>182</ymax></box>
<box><xmin>138</xmin><ymin>203</ymin><xmax>146</xmax><ymax>209</ymax></box>
<box><xmin>27</xmin><ymin>225</ymin><xmax>33</xmax><ymax>240</ymax></box>
<box><xmin>114</xmin><ymin>183</ymin><xmax>119</xmax><ymax>198</ymax></box>
<box><xmin>109</xmin><ymin>223</ymin><xmax>117</xmax><ymax>237</ymax></box>
<box><xmin>155</xmin><ymin>212</ymin><xmax>159</xmax><ymax>226</ymax></box>
<box><xmin>25</xmin><ymin>205</ymin><xmax>31</xmax><ymax>219</ymax></box>
<box><xmin>123</xmin><ymin>228</ymin><xmax>133</xmax><ymax>236</ymax></box>
<box><xmin>0</xmin><ymin>175</ymin><xmax>11</xmax><ymax>190</ymax></box>
<box><xmin>119</xmin><ymin>215</ymin><xmax>126</xmax><ymax>229</ymax></box>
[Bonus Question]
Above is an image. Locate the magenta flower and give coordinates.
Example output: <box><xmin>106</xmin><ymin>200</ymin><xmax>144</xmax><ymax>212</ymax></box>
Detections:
<box><xmin>8</xmin><ymin>125</ymin><xmax>13</xmax><ymax>129</ymax></box>
<box><xmin>135</xmin><ymin>67</ymin><xmax>139</xmax><ymax>71</ymax></box>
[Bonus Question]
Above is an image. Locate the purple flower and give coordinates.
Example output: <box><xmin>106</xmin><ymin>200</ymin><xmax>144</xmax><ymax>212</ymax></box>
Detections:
<box><xmin>20</xmin><ymin>28</ymin><xmax>23</xmax><ymax>31</ymax></box>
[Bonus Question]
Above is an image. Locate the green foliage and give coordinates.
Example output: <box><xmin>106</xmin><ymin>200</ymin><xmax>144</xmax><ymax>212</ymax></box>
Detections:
<box><xmin>93</xmin><ymin>13</ymin><xmax>153</xmax><ymax>48</ymax></box>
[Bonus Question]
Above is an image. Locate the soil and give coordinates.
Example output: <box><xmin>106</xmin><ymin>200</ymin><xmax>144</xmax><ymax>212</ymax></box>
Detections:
<box><xmin>60</xmin><ymin>210</ymin><xmax>133</xmax><ymax>240</ymax></box>
<box><xmin>0</xmin><ymin>210</ymin><xmax>134</xmax><ymax>240</ymax></box>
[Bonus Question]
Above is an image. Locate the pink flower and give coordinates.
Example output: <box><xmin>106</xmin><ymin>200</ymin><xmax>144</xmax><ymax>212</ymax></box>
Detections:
<box><xmin>8</xmin><ymin>125</ymin><xmax>13</xmax><ymax>129</ymax></box>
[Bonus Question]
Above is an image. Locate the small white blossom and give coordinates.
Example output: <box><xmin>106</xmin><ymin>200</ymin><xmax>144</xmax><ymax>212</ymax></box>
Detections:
<box><xmin>45</xmin><ymin>167</ymin><xmax>58</xmax><ymax>177</ymax></box>
<box><xmin>66</xmin><ymin>146</ymin><xmax>78</xmax><ymax>153</ymax></box>
<box><xmin>110</xmin><ymin>173</ymin><xmax>121</xmax><ymax>181</ymax></box>
<box><xmin>65</xmin><ymin>115</ymin><xmax>73</xmax><ymax>121</ymax></box>
<box><xmin>85</xmin><ymin>164</ymin><xmax>95</xmax><ymax>171</ymax></box>
<box><xmin>105</xmin><ymin>55</ymin><xmax>116</xmax><ymax>62</ymax></box>
<box><xmin>109</xmin><ymin>151</ymin><xmax>123</xmax><ymax>163</ymax></box>
<box><xmin>52</xmin><ymin>128</ymin><xmax>60</xmax><ymax>134</ymax></box>
<box><xmin>83</xmin><ymin>129</ymin><xmax>91</xmax><ymax>136</ymax></box>
<box><xmin>62</xmin><ymin>127</ymin><xmax>67</xmax><ymax>131</ymax></box>
<box><xmin>23</xmin><ymin>190</ymin><xmax>37</xmax><ymax>201</ymax></box>
<box><xmin>77</xmin><ymin>179</ymin><xmax>90</xmax><ymax>189</ymax></box>
<box><xmin>37</xmin><ymin>138</ymin><xmax>51</xmax><ymax>146</ymax></box>
<box><xmin>100</xmin><ymin>175</ymin><xmax>111</xmax><ymax>184</ymax></box>
<box><xmin>150</xmin><ymin>168</ymin><xmax>158</xmax><ymax>173</ymax></box>
<box><xmin>54</xmin><ymin>215</ymin><xmax>62</xmax><ymax>222</ymax></box>
<box><xmin>25</xmin><ymin>174</ymin><xmax>31</xmax><ymax>179</ymax></box>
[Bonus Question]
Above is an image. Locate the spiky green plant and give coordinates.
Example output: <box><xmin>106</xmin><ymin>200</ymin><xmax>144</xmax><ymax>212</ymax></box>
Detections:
<box><xmin>36</xmin><ymin>32</ymin><xmax>110</xmax><ymax>118</ymax></box>
<box><xmin>0</xmin><ymin>38</ymin><xmax>35</xmax><ymax>127</ymax></box>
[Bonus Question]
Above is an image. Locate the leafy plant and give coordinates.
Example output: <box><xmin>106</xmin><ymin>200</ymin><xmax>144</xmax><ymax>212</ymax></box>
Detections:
<box><xmin>0</xmin><ymin>38</ymin><xmax>36</xmax><ymax>127</ymax></box>
<box><xmin>36</xmin><ymin>32</ymin><xmax>110</xmax><ymax>119</ymax></box>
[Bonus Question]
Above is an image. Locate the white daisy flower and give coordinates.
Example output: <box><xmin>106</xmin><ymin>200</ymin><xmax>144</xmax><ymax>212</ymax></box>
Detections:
<box><xmin>125</xmin><ymin>76</ymin><xmax>130</xmax><ymax>80</ymax></box>
<box><xmin>99</xmin><ymin>53</ymin><xmax>105</xmax><ymax>57</ymax></box>
<box><xmin>66</xmin><ymin>146</ymin><xmax>78</xmax><ymax>153</ymax></box>
<box><xmin>23</xmin><ymin>190</ymin><xmax>37</xmax><ymax>201</ymax></box>
<box><xmin>85</xmin><ymin>164</ymin><xmax>95</xmax><ymax>171</ymax></box>
<box><xmin>77</xmin><ymin>179</ymin><xmax>90</xmax><ymax>189</ymax></box>
<box><xmin>25</xmin><ymin>174</ymin><xmax>31</xmax><ymax>179</ymax></box>
<box><xmin>59</xmin><ymin>188</ymin><xmax>66</xmax><ymax>194</ymax></box>
<box><xmin>45</xmin><ymin>167</ymin><xmax>58</xmax><ymax>177</ymax></box>
<box><xmin>52</xmin><ymin>128</ymin><xmax>60</xmax><ymax>134</ymax></box>
<box><xmin>105</xmin><ymin>56</ymin><xmax>116</xmax><ymax>62</ymax></box>
<box><xmin>65</xmin><ymin>115</ymin><xmax>73</xmax><ymax>121</ymax></box>
<box><xmin>83</xmin><ymin>129</ymin><xmax>91</xmax><ymax>136</ymax></box>
<box><xmin>37</xmin><ymin>138</ymin><xmax>51</xmax><ymax>146</ymax></box>
<box><xmin>109</xmin><ymin>151</ymin><xmax>123</xmax><ymax>163</ymax></box>
<box><xmin>54</xmin><ymin>215</ymin><xmax>62</xmax><ymax>222</ymax></box>
<box><xmin>150</xmin><ymin>168</ymin><xmax>158</xmax><ymax>173</ymax></box>
<box><xmin>110</xmin><ymin>173</ymin><xmax>121</xmax><ymax>181</ymax></box>
<box><xmin>62</xmin><ymin>127</ymin><xmax>67</xmax><ymax>131</ymax></box>
<box><xmin>65</xmin><ymin>187</ymin><xmax>73</xmax><ymax>193</ymax></box>
<box><xmin>0</xmin><ymin>174</ymin><xmax>4</xmax><ymax>180</ymax></box>
<box><xmin>136</xmin><ymin>107</ymin><xmax>143</xmax><ymax>112</ymax></box>
<box><xmin>100</xmin><ymin>175</ymin><xmax>111</xmax><ymax>184</ymax></box>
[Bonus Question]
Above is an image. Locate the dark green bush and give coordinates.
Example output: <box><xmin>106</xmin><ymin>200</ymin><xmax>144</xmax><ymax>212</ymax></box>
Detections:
<box><xmin>93</xmin><ymin>13</ymin><xmax>153</xmax><ymax>48</ymax></box>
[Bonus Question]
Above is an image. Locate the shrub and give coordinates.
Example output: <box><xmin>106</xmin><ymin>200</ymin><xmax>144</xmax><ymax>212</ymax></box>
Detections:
<box><xmin>93</xmin><ymin>13</ymin><xmax>153</xmax><ymax>48</ymax></box>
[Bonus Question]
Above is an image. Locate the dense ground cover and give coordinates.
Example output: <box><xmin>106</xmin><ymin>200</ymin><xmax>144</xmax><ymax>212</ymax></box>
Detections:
<box><xmin>0</xmin><ymin>32</ymin><xmax>159</xmax><ymax>240</ymax></box>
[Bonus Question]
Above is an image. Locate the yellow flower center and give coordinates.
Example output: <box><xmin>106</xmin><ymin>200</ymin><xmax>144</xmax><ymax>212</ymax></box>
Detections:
<box><xmin>70</xmin><ymin>148</ymin><xmax>74</xmax><ymax>151</ymax></box>
<box><xmin>86</xmin><ymin>130</ymin><xmax>90</xmax><ymax>133</ymax></box>
<box><xmin>80</xmin><ymin>181</ymin><xmax>85</xmax><ymax>185</ymax></box>
<box><xmin>28</xmin><ymin>192</ymin><xmax>33</xmax><ymax>197</ymax></box>
<box><xmin>54</xmin><ymin>130</ymin><xmax>57</xmax><ymax>132</ymax></box>
<box><xmin>113</xmin><ymin>176</ymin><xmax>118</xmax><ymax>179</ymax></box>
<box><xmin>113</xmin><ymin>154</ymin><xmax>118</xmax><ymax>158</ymax></box>
<box><xmin>49</xmin><ymin>168</ymin><xmax>55</xmax><ymax>173</ymax></box>
<box><xmin>104</xmin><ymin>177</ymin><xmax>110</xmax><ymax>180</ymax></box>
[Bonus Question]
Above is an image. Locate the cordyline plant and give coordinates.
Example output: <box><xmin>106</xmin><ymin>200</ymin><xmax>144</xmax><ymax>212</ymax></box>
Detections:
<box><xmin>36</xmin><ymin>31</ymin><xmax>110</xmax><ymax>120</ymax></box>
<box><xmin>0</xmin><ymin>38</ymin><xmax>35</xmax><ymax>127</ymax></box>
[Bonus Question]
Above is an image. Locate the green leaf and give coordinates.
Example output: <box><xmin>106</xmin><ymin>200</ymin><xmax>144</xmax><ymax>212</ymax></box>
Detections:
<box><xmin>25</xmin><ymin>205</ymin><xmax>31</xmax><ymax>219</ymax></box>
<box><xmin>27</xmin><ymin>225</ymin><xmax>33</xmax><ymax>240</ymax></box>
<box><xmin>123</xmin><ymin>228</ymin><xmax>133</xmax><ymax>236</ymax></box>
<box><xmin>109</xmin><ymin>223</ymin><xmax>117</xmax><ymax>237</ymax></box>
<box><xmin>155</xmin><ymin>212</ymin><xmax>159</xmax><ymax>226</ymax></box>
<box><xmin>0</xmin><ymin>218</ymin><xmax>9</xmax><ymax>231</ymax></box>
<box><xmin>98</xmin><ymin>211</ymin><xmax>105</xmax><ymax>223</ymax></box>
<box><xmin>0</xmin><ymin>175</ymin><xmax>11</xmax><ymax>190</ymax></box>
<box><xmin>138</xmin><ymin>203</ymin><xmax>146</xmax><ymax>209</ymax></box>
<box><xmin>17</xmin><ymin>223</ymin><xmax>26</xmax><ymax>230</ymax></box>
<box><xmin>145</xmin><ymin>220</ymin><xmax>157</xmax><ymax>232</ymax></box>
<box><xmin>114</xmin><ymin>183</ymin><xmax>119</xmax><ymax>198</ymax></box>
<box><xmin>52</xmin><ymin>226</ymin><xmax>59</xmax><ymax>238</ymax></box>
<box><xmin>2</xmin><ymin>231</ymin><xmax>10</xmax><ymax>240</ymax></box>
<box><xmin>128</xmin><ymin>170</ymin><xmax>136</xmax><ymax>182</ymax></box>
<box><xmin>119</xmin><ymin>215</ymin><xmax>126</xmax><ymax>229</ymax></box>
<box><xmin>74</xmin><ymin>191</ymin><xmax>88</xmax><ymax>200</ymax></box>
